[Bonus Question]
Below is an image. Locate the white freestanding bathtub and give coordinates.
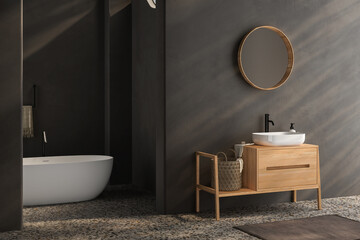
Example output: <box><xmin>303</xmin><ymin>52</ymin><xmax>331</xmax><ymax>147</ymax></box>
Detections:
<box><xmin>23</xmin><ymin>155</ymin><xmax>113</xmax><ymax>206</ymax></box>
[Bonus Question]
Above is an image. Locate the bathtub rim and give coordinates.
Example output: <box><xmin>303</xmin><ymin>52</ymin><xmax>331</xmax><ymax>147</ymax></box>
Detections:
<box><xmin>23</xmin><ymin>155</ymin><xmax>113</xmax><ymax>166</ymax></box>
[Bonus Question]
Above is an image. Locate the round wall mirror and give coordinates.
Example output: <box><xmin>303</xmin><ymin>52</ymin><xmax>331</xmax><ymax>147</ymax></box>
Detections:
<box><xmin>238</xmin><ymin>26</ymin><xmax>294</xmax><ymax>90</ymax></box>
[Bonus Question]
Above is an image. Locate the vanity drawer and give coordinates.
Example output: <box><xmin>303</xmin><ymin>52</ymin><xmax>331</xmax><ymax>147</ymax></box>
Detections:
<box><xmin>257</xmin><ymin>148</ymin><xmax>318</xmax><ymax>190</ymax></box>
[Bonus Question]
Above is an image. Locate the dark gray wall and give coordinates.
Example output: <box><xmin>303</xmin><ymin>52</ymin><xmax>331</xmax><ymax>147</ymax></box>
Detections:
<box><xmin>23</xmin><ymin>0</ymin><xmax>133</xmax><ymax>185</ymax></box>
<box><xmin>23</xmin><ymin>0</ymin><xmax>105</xmax><ymax>157</ymax></box>
<box><xmin>164</xmin><ymin>0</ymin><xmax>360</xmax><ymax>213</ymax></box>
<box><xmin>155</xmin><ymin>0</ymin><xmax>166</xmax><ymax>214</ymax></box>
<box><xmin>109</xmin><ymin>1</ymin><xmax>132</xmax><ymax>184</ymax></box>
<box><xmin>132</xmin><ymin>0</ymin><xmax>164</xmax><ymax>194</ymax></box>
<box><xmin>0</xmin><ymin>0</ymin><xmax>23</xmax><ymax>231</ymax></box>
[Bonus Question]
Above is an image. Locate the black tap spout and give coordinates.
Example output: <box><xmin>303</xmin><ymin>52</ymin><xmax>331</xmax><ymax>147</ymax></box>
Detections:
<box><xmin>42</xmin><ymin>131</ymin><xmax>47</xmax><ymax>156</ymax></box>
<box><xmin>265</xmin><ymin>114</ymin><xmax>274</xmax><ymax>132</ymax></box>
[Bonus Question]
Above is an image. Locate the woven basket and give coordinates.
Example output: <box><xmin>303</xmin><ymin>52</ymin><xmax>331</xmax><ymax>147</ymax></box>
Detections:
<box><xmin>211</xmin><ymin>150</ymin><xmax>243</xmax><ymax>191</ymax></box>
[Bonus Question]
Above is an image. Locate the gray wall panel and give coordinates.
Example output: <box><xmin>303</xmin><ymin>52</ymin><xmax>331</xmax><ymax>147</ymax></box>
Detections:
<box><xmin>109</xmin><ymin>3</ymin><xmax>132</xmax><ymax>184</ymax></box>
<box><xmin>132</xmin><ymin>0</ymin><xmax>162</xmax><ymax>195</ymax></box>
<box><xmin>131</xmin><ymin>0</ymin><xmax>165</xmax><ymax>210</ymax></box>
<box><xmin>23</xmin><ymin>0</ymin><xmax>133</xmax><ymax>185</ymax></box>
<box><xmin>0</xmin><ymin>0</ymin><xmax>23</xmax><ymax>231</ymax></box>
<box><xmin>165</xmin><ymin>0</ymin><xmax>360</xmax><ymax>212</ymax></box>
<box><xmin>22</xmin><ymin>0</ymin><xmax>105</xmax><ymax>157</ymax></box>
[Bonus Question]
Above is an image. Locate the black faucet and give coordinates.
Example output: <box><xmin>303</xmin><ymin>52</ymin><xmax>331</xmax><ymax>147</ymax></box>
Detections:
<box><xmin>42</xmin><ymin>131</ymin><xmax>47</xmax><ymax>156</ymax></box>
<box><xmin>265</xmin><ymin>114</ymin><xmax>274</xmax><ymax>132</ymax></box>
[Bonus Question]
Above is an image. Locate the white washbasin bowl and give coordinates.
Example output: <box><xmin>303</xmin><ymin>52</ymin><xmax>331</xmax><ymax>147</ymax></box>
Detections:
<box><xmin>252</xmin><ymin>132</ymin><xmax>305</xmax><ymax>146</ymax></box>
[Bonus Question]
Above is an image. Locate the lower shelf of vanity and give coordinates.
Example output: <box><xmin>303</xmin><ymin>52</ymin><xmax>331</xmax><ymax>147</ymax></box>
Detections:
<box><xmin>197</xmin><ymin>184</ymin><xmax>320</xmax><ymax>198</ymax></box>
<box><xmin>195</xmin><ymin>144</ymin><xmax>322</xmax><ymax>220</ymax></box>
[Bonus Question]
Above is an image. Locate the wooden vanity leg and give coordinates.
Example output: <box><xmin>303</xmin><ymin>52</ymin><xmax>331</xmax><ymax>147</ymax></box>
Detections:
<box><xmin>292</xmin><ymin>190</ymin><xmax>297</xmax><ymax>202</ymax></box>
<box><xmin>214</xmin><ymin>156</ymin><xmax>220</xmax><ymax>220</ymax></box>
<box><xmin>317</xmin><ymin>187</ymin><xmax>322</xmax><ymax>210</ymax></box>
<box><xmin>316</xmin><ymin>147</ymin><xmax>322</xmax><ymax>210</ymax></box>
<box><xmin>196</xmin><ymin>189</ymin><xmax>200</xmax><ymax>213</ymax></box>
<box><xmin>196</xmin><ymin>153</ymin><xmax>200</xmax><ymax>213</ymax></box>
<box><xmin>215</xmin><ymin>195</ymin><xmax>220</xmax><ymax>220</ymax></box>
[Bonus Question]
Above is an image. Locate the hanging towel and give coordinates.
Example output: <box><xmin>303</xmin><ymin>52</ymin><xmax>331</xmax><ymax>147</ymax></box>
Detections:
<box><xmin>23</xmin><ymin>105</ymin><xmax>34</xmax><ymax>138</ymax></box>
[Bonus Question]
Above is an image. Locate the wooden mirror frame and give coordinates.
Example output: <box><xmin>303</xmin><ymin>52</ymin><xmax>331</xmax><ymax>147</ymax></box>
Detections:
<box><xmin>238</xmin><ymin>26</ymin><xmax>294</xmax><ymax>91</ymax></box>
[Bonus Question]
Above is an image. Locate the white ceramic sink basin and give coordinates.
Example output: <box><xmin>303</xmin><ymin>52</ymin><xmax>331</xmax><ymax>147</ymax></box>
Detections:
<box><xmin>252</xmin><ymin>132</ymin><xmax>305</xmax><ymax>146</ymax></box>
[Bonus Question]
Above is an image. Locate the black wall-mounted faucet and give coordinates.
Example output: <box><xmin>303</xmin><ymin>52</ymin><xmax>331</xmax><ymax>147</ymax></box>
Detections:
<box><xmin>265</xmin><ymin>114</ymin><xmax>274</xmax><ymax>132</ymax></box>
<box><xmin>42</xmin><ymin>131</ymin><xmax>47</xmax><ymax>156</ymax></box>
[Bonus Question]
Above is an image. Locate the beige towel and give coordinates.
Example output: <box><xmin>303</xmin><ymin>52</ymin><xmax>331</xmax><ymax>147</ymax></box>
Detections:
<box><xmin>23</xmin><ymin>105</ymin><xmax>34</xmax><ymax>138</ymax></box>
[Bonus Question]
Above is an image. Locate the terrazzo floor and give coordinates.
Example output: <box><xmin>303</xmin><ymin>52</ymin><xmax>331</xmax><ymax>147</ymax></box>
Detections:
<box><xmin>1</xmin><ymin>186</ymin><xmax>360</xmax><ymax>240</ymax></box>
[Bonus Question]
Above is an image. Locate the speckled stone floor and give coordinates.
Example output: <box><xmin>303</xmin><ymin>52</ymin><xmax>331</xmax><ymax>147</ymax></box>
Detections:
<box><xmin>1</xmin><ymin>186</ymin><xmax>360</xmax><ymax>240</ymax></box>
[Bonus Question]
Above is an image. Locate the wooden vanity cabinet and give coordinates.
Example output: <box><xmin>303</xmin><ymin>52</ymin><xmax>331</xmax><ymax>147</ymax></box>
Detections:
<box><xmin>195</xmin><ymin>144</ymin><xmax>321</xmax><ymax>220</ymax></box>
<box><xmin>243</xmin><ymin>144</ymin><xmax>320</xmax><ymax>191</ymax></box>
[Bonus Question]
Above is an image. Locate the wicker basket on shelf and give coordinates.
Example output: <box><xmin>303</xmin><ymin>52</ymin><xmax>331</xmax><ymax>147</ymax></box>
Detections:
<box><xmin>211</xmin><ymin>150</ymin><xmax>243</xmax><ymax>191</ymax></box>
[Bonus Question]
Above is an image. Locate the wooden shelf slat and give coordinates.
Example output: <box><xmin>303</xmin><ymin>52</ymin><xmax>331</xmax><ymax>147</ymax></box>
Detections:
<box><xmin>219</xmin><ymin>185</ymin><xmax>319</xmax><ymax>197</ymax></box>
<box><xmin>219</xmin><ymin>188</ymin><xmax>256</xmax><ymax>197</ymax></box>
<box><xmin>196</xmin><ymin>151</ymin><xmax>216</xmax><ymax>159</ymax></box>
<box><xmin>197</xmin><ymin>184</ymin><xmax>320</xmax><ymax>198</ymax></box>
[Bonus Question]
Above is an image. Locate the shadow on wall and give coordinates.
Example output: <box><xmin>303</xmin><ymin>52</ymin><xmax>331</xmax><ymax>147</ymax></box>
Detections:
<box><xmin>23</xmin><ymin>0</ymin><xmax>133</xmax><ymax>185</ymax></box>
<box><xmin>109</xmin><ymin>0</ymin><xmax>132</xmax><ymax>184</ymax></box>
<box><xmin>110</xmin><ymin>0</ymin><xmax>131</xmax><ymax>16</ymax></box>
<box><xmin>24</xmin><ymin>0</ymin><xmax>97</xmax><ymax>60</ymax></box>
<box><xmin>163</xmin><ymin>0</ymin><xmax>360</xmax><ymax>213</ymax></box>
<box><xmin>23</xmin><ymin>0</ymin><xmax>105</xmax><ymax>157</ymax></box>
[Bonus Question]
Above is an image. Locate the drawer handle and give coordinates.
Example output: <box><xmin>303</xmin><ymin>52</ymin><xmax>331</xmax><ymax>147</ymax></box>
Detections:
<box><xmin>266</xmin><ymin>164</ymin><xmax>310</xmax><ymax>171</ymax></box>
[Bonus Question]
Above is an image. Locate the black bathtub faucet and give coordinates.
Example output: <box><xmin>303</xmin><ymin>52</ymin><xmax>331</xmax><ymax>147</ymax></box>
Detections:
<box><xmin>265</xmin><ymin>114</ymin><xmax>274</xmax><ymax>132</ymax></box>
<box><xmin>42</xmin><ymin>131</ymin><xmax>47</xmax><ymax>156</ymax></box>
